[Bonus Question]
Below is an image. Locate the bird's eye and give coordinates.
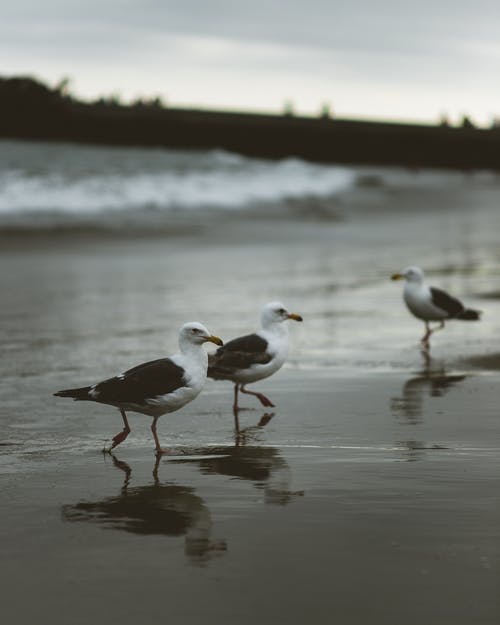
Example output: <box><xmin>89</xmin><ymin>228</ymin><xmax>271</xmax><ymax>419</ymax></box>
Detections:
<box><xmin>192</xmin><ymin>328</ymin><xmax>200</xmax><ymax>334</ymax></box>
<box><xmin>278</xmin><ymin>308</ymin><xmax>286</xmax><ymax>314</ymax></box>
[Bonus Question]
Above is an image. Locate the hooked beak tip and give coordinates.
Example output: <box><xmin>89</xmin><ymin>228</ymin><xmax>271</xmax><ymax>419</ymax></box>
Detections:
<box><xmin>206</xmin><ymin>335</ymin><xmax>223</xmax><ymax>346</ymax></box>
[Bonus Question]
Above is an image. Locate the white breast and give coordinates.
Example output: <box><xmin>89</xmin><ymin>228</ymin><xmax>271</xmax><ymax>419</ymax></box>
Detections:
<box><xmin>403</xmin><ymin>283</ymin><xmax>447</xmax><ymax>321</ymax></box>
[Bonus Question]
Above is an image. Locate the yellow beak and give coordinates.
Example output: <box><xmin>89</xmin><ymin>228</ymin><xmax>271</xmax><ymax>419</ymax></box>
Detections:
<box><xmin>287</xmin><ymin>312</ymin><xmax>303</xmax><ymax>322</ymax></box>
<box><xmin>391</xmin><ymin>273</ymin><xmax>404</xmax><ymax>281</ymax></box>
<box><xmin>205</xmin><ymin>335</ymin><xmax>223</xmax><ymax>346</ymax></box>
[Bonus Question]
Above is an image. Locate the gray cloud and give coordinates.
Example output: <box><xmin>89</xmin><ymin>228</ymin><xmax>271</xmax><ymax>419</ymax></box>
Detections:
<box><xmin>5</xmin><ymin>0</ymin><xmax>500</xmax><ymax>53</ymax></box>
<box><xmin>2</xmin><ymin>1</ymin><xmax>500</xmax><ymax>121</ymax></box>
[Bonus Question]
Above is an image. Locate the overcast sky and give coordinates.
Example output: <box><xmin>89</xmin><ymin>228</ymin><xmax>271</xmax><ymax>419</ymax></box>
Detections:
<box><xmin>3</xmin><ymin>0</ymin><xmax>500</xmax><ymax>123</ymax></box>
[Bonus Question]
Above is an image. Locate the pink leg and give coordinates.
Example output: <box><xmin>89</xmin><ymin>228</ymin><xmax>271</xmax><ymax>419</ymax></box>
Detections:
<box><xmin>421</xmin><ymin>322</ymin><xmax>432</xmax><ymax>350</ymax></box>
<box><xmin>108</xmin><ymin>409</ymin><xmax>131</xmax><ymax>451</ymax></box>
<box><xmin>241</xmin><ymin>385</ymin><xmax>275</xmax><ymax>408</ymax></box>
<box><xmin>151</xmin><ymin>417</ymin><xmax>169</xmax><ymax>454</ymax></box>
<box><xmin>421</xmin><ymin>320</ymin><xmax>445</xmax><ymax>350</ymax></box>
<box><xmin>233</xmin><ymin>384</ymin><xmax>253</xmax><ymax>413</ymax></box>
<box><xmin>233</xmin><ymin>383</ymin><xmax>240</xmax><ymax>414</ymax></box>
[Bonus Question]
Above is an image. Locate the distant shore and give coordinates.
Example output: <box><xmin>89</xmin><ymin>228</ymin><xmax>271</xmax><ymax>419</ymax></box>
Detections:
<box><xmin>2</xmin><ymin>76</ymin><xmax>500</xmax><ymax>171</ymax></box>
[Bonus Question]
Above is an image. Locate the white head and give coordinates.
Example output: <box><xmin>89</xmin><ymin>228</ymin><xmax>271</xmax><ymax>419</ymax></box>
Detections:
<box><xmin>178</xmin><ymin>322</ymin><xmax>223</xmax><ymax>351</ymax></box>
<box><xmin>260</xmin><ymin>301</ymin><xmax>303</xmax><ymax>330</ymax></box>
<box><xmin>391</xmin><ymin>266</ymin><xmax>425</xmax><ymax>284</ymax></box>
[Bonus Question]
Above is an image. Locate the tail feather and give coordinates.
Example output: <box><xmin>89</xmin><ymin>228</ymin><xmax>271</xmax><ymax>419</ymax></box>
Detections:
<box><xmin>456</xmin><ymin>308</ymin><xmax>482</xmax><ymax>321</ymax></box>
<box><xmin>53</xmin><ymin>386</ymin><xmax>91</xmax><ymax>400</ymax></box>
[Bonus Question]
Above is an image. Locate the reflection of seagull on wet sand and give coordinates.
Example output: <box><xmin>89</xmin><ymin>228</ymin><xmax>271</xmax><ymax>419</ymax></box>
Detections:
<box><xmin>391</xmin><ymin>355</ymin><xmax>467</xmax><ymax>423</ymax></box>
<box><xmin>54</xmin><ymin>323</ymin><xmax>223</xmax><ymax>454</ymax></box>
<box><xmin>208</xmin><ymin>302</ymin><xmax>302</xmax><ymax>416</ymax></box>
<box><xmin>391</xmin><ymin>266</ymin><xmax>481</xmax><ymax>349</ymax></box>
<box><xmin>173</xmin><ymin>421</ymin><xmax>304</xmax><ymax>506</ymax></box>
<box><xmin>62</xmin><ymin>454</ymin><xmax>226</xmax><ymax>564</ymax></box>
<box><xmin>391</xmin><ymin>354</ymin><xmax>463</xmax><ymax>460</ymax></box>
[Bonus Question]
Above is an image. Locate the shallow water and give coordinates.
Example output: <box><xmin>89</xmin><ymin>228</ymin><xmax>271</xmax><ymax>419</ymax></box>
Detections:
<box><xmin>1</xmin><ymin>140</ymin><xmax>500</xmax><ymax>624</ymax></box>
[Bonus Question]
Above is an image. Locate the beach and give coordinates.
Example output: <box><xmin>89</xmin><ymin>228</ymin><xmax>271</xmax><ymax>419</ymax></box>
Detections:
<box><xmin>1</xmin><ymin>140</ymin><xmax>500</xmax><ymax>624</ymax></box>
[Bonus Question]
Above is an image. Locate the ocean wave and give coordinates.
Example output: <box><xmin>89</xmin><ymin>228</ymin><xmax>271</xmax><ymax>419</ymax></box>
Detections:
<box><xmin>1</xmin><ymin>139</ymin><xmax>488</xmax><ymax>233</ymax></box>
<box><xmin>0</xmin><ymin>140</ymin><xmax>356</xmax><ymax>219</ymax></box>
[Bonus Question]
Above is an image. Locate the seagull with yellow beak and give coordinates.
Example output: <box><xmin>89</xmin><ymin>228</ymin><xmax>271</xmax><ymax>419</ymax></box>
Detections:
<box><xmin>391</xmin><ymin>266</ymin><xmax>481</xmax><ymax>349</ymax></box>
<box><xmin>54</xmin><ymin>322</ymin><xmax>223</xmax><ymax>453</ymax></box>
<box><xmin>208</xmin><ymin>302</ymin><xmax>303</xmax><ymax>413</ymax></box>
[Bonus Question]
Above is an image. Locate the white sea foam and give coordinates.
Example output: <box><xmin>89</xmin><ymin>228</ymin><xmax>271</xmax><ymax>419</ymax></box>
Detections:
<box><xmin>0</xmin><ymin>140</ymin><xmax>356</xmax><ymax>217</ymax></box>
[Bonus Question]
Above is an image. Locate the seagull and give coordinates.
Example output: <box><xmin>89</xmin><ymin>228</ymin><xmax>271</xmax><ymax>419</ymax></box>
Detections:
<box><xmin>391</xmin><ymin>266</ymin><xmax>481</xmax><ymax>349</ymax></box>
<box><xmin>54</xmin><ymin>322</ymin><xmax>223</xmax><ymax>454</ymax></box>
<box><xmin>207</xmin><ymin>302</ymin><xmax>303</xmax><ymax>414</ymax></box>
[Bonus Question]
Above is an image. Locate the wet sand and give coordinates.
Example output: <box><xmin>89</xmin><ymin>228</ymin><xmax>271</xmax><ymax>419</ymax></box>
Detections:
<box><xmin>1</xmin><ymin>193</ymin><xmax>500</xmax><ymax>624</ymax></box>
<box><xmin>1</xmin><ymin>369</ymin><xmax>499</xmax><ymax>625</ymax></box>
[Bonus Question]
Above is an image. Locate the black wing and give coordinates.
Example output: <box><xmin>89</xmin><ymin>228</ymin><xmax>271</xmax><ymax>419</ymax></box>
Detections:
<box><xmin>208</xmin><ymin>333</ymin><xmax>272</xmax><ymax>378</ymax></box>
<box><xmin>92</xmin><ymin>358</ymin><xmax>186</xmax><ymax>405</ymax></box>
<box><xmin>430</xmin><ymin>287</ymin><xmax>465</xmax><ymax>318</ymax></box>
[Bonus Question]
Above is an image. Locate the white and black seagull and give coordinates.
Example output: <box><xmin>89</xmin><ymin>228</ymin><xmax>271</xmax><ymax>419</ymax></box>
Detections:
<box><xmin>208</xmin><ymin>302</ymin><xmax>303</xmax><ymax>413</ymax></box>
<box><xmin>54</xmin><ymin>322</ymin><xmax>223</xmax><ymax>454</ymax></box>
<box><xmin>391</xmin><ymin>266</ymin><xmax>481</xmax><ymax>349</ymax></box>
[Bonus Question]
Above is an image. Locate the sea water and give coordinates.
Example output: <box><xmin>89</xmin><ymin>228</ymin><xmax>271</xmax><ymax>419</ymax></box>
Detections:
<box><xmin>1</xmin><ymin>138</ymin><xmax>496</xmax><ymax>230</ymax></box>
